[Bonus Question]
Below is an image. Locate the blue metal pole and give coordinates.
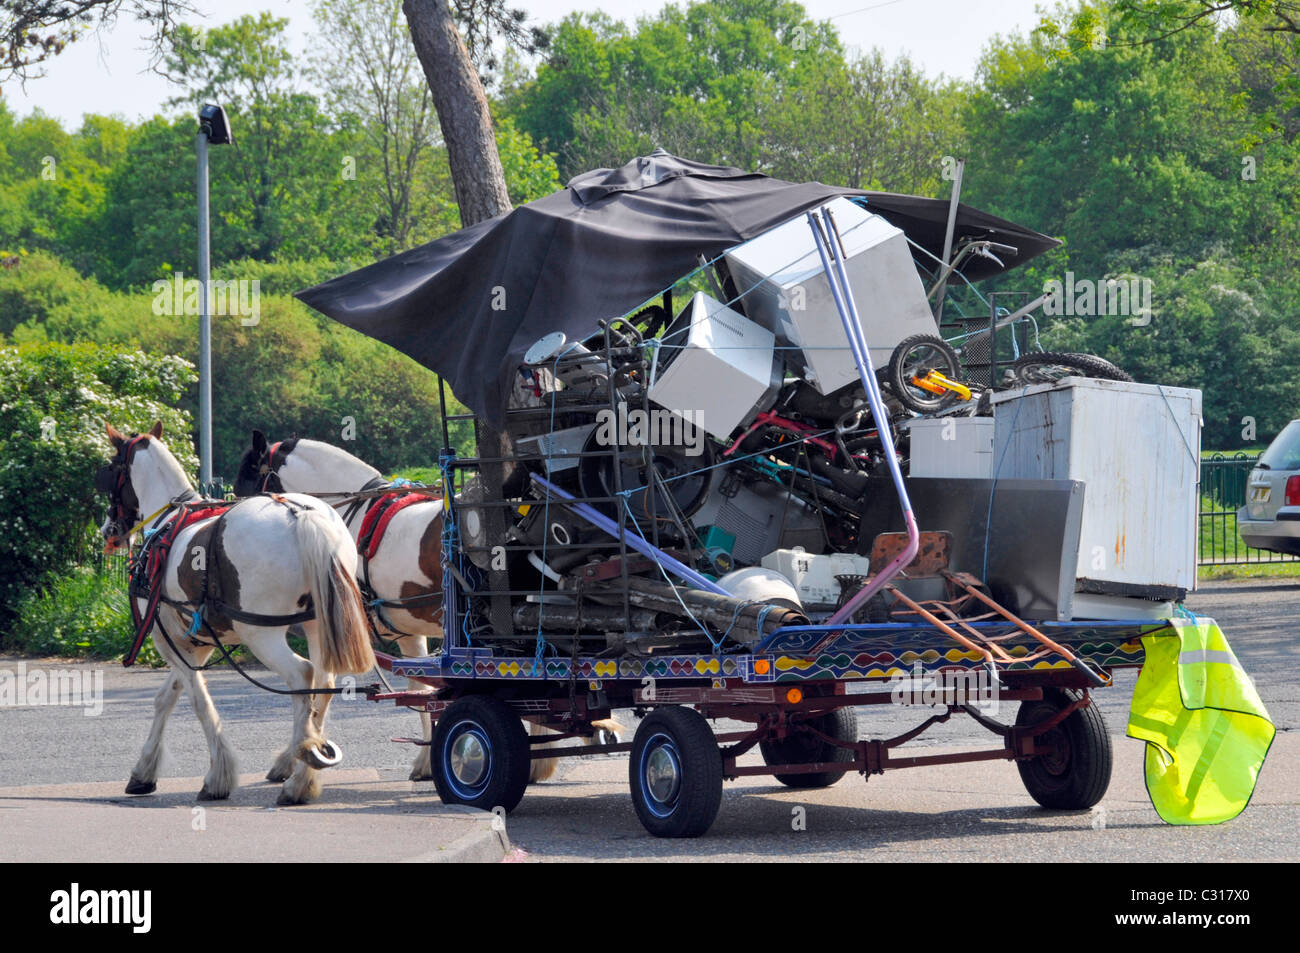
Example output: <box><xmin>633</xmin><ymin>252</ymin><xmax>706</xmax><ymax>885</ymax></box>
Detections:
<box><xmin>805</xmin><ymin>209</ymin><xmax>919</xmax><ymax>624</ymax></box>
<box><xmin>530</xmin><ymin>474</ymin><xmax>729</xmax><ymax>596</ymax></box>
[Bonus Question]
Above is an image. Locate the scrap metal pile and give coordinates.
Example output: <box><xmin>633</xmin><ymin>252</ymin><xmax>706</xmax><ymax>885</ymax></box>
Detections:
<box><xmin>298</xmin><ymin>154</ymin><xmax>1080</xmax><ymax>661</ymax></box>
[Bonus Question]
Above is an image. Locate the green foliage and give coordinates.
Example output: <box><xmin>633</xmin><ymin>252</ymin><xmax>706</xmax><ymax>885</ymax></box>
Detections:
<box><xmin>0</xmin><ymin>251</ymin><xmax>467</xmax><ymax>479</ymax></box>
<box><xmin>503</xmin><ymin>0</ymin><xmax>956</xmax><ymax>192</ymax></box>
<box><xmin>495</xmin><ymin>115</ymin><xmax>561</xmax><ymax>203</ymax></box>
<box><xmin>0</xmin><ymin>340</ymin><xmax>197</xmax><ymax>627</ymax></box>
<box><xmin>8</xmin><ymin>561</ymin><xmax>160</xmax><ymax>663</ymax></box>
<box><xmin>2</xmin><ymin>0</ymin><xmax>1299</xmax><ymax>569</ymax></box>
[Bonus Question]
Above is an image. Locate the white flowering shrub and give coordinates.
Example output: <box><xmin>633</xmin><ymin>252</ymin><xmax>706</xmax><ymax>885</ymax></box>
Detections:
<box><xmin>0</xmin><ymin>342</ymin><xmax>197</xmax><ymax>637</ymax></box>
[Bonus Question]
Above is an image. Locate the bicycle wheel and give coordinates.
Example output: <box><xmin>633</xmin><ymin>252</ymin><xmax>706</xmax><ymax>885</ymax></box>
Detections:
<box><xmin>1010</xmin><ymin>352</ymin><xmax>1134</xmax><ymax>386</ymax></box>
<box><xmin>887</xmin><ymin>334</ymin><xmax>963</xmax><ymax>414</ymax></box>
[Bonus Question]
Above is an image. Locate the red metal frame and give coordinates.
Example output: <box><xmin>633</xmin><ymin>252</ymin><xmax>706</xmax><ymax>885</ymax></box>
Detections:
<box><xmin>374</xmin><ymin>642</ymin><xmax>1097</xmax><ymax>778</ymax></box>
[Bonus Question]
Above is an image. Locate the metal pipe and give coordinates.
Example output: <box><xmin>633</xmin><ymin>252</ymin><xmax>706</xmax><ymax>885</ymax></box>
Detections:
<box><xmin>932</xmin><ymin>157</ymin><xmax>964</xmax><ymax>321</ymax></box>
<box><xmin>805</xmin><ymin>210</ymin><xmax>919</xmax><ymax>624</ymax></box>
<box><xmin>196</xmin><ymin>131</ymin><xmax>213</xmax><ymax>491</ymax></box>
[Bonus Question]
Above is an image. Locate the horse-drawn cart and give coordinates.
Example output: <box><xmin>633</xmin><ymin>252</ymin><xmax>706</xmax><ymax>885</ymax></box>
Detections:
<box><xmin>374</xmin><ymin>619</ymin><xmax>1163</xmax><ymax>837</ymax></box>
<box><xmin>292</xmin><ymin>154</ymin><xmax>1266</xmax><ymax>837</ymax></box>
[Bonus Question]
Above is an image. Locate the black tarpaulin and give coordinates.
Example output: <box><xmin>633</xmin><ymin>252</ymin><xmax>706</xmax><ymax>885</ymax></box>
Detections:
<box><xmin>296</xmin><ymin>153</ymin><xmax>1059</xmax><ymax>426</ymax></box>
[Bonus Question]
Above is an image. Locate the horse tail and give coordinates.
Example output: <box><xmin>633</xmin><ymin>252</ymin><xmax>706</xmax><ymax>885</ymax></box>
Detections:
<box><xmin>296</xmin><ymin>505</ymin><xmax>376</xmax><ymax>675</ymax></box>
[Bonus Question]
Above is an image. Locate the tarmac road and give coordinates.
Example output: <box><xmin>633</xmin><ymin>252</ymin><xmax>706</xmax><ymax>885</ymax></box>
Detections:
<box><xmin>0</xmin><ymin>578</ymin><xmax>1295</xmax><ymax>862</ymax></box>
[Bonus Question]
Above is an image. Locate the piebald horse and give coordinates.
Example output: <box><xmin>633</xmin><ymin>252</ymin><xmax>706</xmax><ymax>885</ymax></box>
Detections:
<box><xmin>234</xmin><ymin>433</ymin><xmax>620</xmax><ymax>783</ymax></box>
<box><xmin>98</xmin><ymin>422</ymin><xmax>375</xmax><ymax>805</ymax></box>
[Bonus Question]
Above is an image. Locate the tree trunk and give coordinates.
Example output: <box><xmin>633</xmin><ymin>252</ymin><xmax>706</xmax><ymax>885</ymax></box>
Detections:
<box><xmin>402</xmin><ymin>0</ymin><xmax>515</xmax><ymax>635</ymax></box>
<box><xmin>402</xmin><ymin>0</ymin><xmax>512</xmax><ymax>228</ymax></box>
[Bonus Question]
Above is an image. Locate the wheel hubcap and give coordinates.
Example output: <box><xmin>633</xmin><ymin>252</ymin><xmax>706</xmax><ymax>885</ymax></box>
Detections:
<box><xmin>449</xmin><ymin>728</ymin><xmax>489</xmax><ymax>787</ymax></box>
<box><xmin>642</xmin><ymin>736</ymin><xmax>682</xmax><ymax>815</ymax></box>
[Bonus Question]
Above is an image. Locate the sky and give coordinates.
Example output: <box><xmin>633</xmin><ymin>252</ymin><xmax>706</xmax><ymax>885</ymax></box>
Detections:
<box><xmin>1</xmin><ymin>0</ymin><xmax>1049</xmax><ymax>129</ymax></box>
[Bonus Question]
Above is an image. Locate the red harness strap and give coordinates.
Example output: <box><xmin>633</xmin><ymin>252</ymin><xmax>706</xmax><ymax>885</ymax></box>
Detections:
<box><xmin>355</xmin><ymin>492</ymin><xmax>430</xmax><ymax>561</ymax></box>
<box><xmin>125</xmin><ymin>503</ymin><xmax>233</xmax><ymax>667</ymax></box>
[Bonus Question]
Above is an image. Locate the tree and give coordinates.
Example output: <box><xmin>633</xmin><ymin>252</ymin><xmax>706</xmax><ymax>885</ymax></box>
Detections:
<box><xmin>0</xmin><ymin>0</ymin><xmax>197</xmax><ymax>82</ymax></box>
<box><xmin>1100</xmin><ymin>1</ymin><xmax>1300</xmax><ymax>39</ymax></box>
<box><xmin>310</xmin><ymin>0</ymin><xmax>441</xmax><ymax>254</ymax></box>
<box><xmin>163</xmin><ymin>14</ymin><xmax>354</xmax><ymax>262</ymax></box>
<box><xmin>765</xmin><ymin>50</ymin><xmax>965</xmax><ymax>194</ymax></box>
<box><xmin>402</xmin><ymin>0</ymin><xmax>511</xmax><ymax>227</ymax></box>
<box><xmin>0</xmin><ymin>340</ymin><xmax>196</xmax><ymax>626</ymax></box>
<box><xmin>962</xmin><ymin>11</ymin><xmax>1243</xmax><ymax>277</ymax></box>
<box><xmin>508</xmin><ymin>0</ymin><xmax>964</xmax><ymax>191</ymax></box>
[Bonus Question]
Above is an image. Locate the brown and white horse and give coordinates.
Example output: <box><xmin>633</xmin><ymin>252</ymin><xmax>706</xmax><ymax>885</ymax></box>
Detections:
<box><xmin>234</xmin><ymin>433</ymin><xmax>621</xmax><ymax>782</ymax></box>
<box><xmin>98</xmin><ymin>422</ymin><xmax>375</xmax><ymax>805</ymax></box>
<box><xmin>234</xmin><ymin>432</ymin><xmax>450</xmax><ymax>780</ymax></box>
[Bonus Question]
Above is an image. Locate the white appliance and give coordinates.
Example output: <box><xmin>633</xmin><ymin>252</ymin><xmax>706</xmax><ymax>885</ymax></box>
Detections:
<box><xmin>907</xmin><ymin>417</ymin><xmax>995</xmax><ymax>479</ymax></box>
<box><xmin>724</xmin><ymin>197</ymin><xmax>938</xmax><ymax>395</ymax></box>
<box><xmin>647</xmin><ymin>291</ymin><xmax>782</xmax><ymax>441</ymax></box>
<box><xmin>991</xmin><ymin>378</ymin><xmax>1202</xmax><ymax>601</ymax></box>
<box><xmin>761</xmin><ymin>547</ymin><xmax>876</xmax><ymax>609</ymax></box>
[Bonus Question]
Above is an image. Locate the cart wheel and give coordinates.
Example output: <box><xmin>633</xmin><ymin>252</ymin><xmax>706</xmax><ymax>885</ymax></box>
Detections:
<box><xmin>887</xmin><ymin>334</ymin><xmax>963</xmax><ymax>414</ymax></box>
<box><xmin>431</xmin><ymin>696</ymin><xmax>531</xmax><ymax>814</ymax></box>
<box><xmin>629</xmin><ymin>707</ymin><xmax>723</xmax><ymax>838</ymax></box>
<box><xmin>1015</xmin><ymin>688</ymin><xmax>1112</xmax><ymax>809</ymax></box>
<box><xmin>759</xmin><ymin>707</ymin><xmax>858</xmax><ymax>789</ymax></box>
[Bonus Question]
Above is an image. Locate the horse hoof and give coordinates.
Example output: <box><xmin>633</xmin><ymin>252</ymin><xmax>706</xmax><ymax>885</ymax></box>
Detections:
<box><xmin>266</xmin><ymin>767</ymin><xmax>291</xmax><ymax>783</ymax></box>
<box><xmin>409</xmin><ymin>767</ymin><xmax>434</xmax><ymax>782</ymax></box>
<box><xmin>124</xmin><ymin>777</ymin><xmax>156</xmax><ymax>795</ymax></box>
<box><xmin>300</xmin><ymin>740</ymin><xmax>343</xmax><ymax>771</ymax></box>
<box><xmin>197</xmin><ymin>786</ymin><xmax>229</xmax><ymax>802</ymax></box>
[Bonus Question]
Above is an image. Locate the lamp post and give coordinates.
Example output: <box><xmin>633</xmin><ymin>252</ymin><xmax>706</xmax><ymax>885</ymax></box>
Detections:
<box><xmin>196</xmin><ymin>103</ymin><xmax>233</xmax><ymax>493</ymax></box>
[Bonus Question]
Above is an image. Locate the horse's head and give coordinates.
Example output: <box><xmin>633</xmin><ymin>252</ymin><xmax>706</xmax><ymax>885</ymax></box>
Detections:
<box><xmin>96</xmin><ymin>420</ymin><xmax>163</xmax><ymax>553</ymax></box>
<box><xmin>235</xmin><ymin>429</ymin><xmax>271</xmax><ymax>497</ymax></box>
<box><xmin>233</xmin><ymin>429</ymin><xmax>297</xmax><ymax>496</ymax></box>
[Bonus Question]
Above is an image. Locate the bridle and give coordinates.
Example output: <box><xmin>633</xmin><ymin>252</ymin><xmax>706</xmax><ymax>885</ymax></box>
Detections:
<box><xmin>96</xmin><ymin>434</ymin><xmax>200</xmax><ymax>549</ymax></box>
<box><xmin>255</xmin><ymin>440</ymin><xmax>287</xmax><ymax>493</ymax></box>
<box><xmin>95</xmin><ymin>434</ymin><xmax>150</xmax><ymax>545</ymax></box>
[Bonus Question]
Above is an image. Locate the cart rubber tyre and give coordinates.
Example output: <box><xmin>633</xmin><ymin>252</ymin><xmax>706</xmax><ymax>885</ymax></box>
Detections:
<box><xmin>759</xmin><ymin>707</ymin><xmax>858</xmax><ymax>789</ymax></box>
<box><xmin>1015</xmin><ymin>688</ymin><xmax>1112</xmax><ymax>809</ymax></box>
<box><xmin>629</xmin><ymin>706</ymin><xmax>723</xmax><ymax>838</ymax></box>
<box><xmin>431</xmin><ymin>696</ymin><xmax>531</xmax><ymax>814</ymax></box>
<box><xmin>887</xmin><ymin>334</ymin><xmax>963</xmax><ymax>414</ymax></box>
<box><xmin>1011</xmin><ymin>352</ymin><xmax>1134</xmax><ymax>386</ymax></box>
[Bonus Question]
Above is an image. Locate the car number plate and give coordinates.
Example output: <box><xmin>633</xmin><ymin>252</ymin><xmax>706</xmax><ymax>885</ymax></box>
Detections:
<box><xmin>1250</xmin><ymin>485</ymin><xmax>1271</xmax><ymax>503</ymax></box>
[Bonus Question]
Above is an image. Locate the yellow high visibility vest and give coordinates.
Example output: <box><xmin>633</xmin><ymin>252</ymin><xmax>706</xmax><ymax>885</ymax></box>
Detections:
<box><xmin>1127</xmin><ymin>618</ymin><xmax>1274</xmax><ymax>825</ymax></box>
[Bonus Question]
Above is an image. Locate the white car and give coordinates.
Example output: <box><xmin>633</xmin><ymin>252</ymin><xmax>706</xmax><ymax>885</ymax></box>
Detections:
<box><xmin>1238</xmin><ymin>420</ymin><xmax>1300</xmax><ymax>555</ymax></box>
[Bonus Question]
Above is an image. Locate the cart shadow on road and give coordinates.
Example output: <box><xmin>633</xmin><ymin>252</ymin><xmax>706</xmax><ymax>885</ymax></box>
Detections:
<box><xmin>498</xmin><ymin>784</ymin><xmax>1168</xmax><ymax>859</ymax></box>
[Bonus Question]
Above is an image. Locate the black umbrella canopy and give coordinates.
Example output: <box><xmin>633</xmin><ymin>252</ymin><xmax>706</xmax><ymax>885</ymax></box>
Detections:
<box><xmin>296</xmin><ymin>153</ymin><xmax>1058</xmax><ymax>426</ymax></box>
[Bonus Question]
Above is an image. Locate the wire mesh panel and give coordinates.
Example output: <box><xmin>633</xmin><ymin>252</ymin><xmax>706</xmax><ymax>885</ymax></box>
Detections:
<box><xmin>1199</xmin><ymin>453</ymin><xmax>1300</xmax><ymax>565</ymax></box>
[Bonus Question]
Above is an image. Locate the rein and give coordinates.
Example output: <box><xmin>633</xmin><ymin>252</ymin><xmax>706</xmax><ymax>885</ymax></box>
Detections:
<box><xmin>253</xmin><ymin>442</ymin><xmax>445</xmax><ymax>638</ymax></box>
<box><xmin>125</xmin><ymin>496</ymin><xmax>369</xmax><ymax>697</ymax></box>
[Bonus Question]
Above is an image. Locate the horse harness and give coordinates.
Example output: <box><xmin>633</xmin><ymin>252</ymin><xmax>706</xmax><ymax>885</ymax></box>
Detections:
<box><xmin>124</xmin><ymin>496</ymin><xmax>350</xmax><ymax>694</ymax></box>
<box><xmin>101</xmin><ymin>447</ymin><xmax>365</xmax><ymax>696</ymax></box>
<box><xmin>256</xmin><ymin>446</ymin><xmax>443</xmax><ymax>638</ymax></box>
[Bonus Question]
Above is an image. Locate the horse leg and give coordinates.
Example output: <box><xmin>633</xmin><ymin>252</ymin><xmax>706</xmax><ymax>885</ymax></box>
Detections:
<box><xmin>241</xmin><ymin>627</ymin><xmax>325</xmax><ymax>806</ymax></box>
<box><xmin>151</xmin><ymin>633</ymin><xmax>237</xmax><ymax>802</ymax></box>
<box><xmin>266</xmin><ymin>622</ymin><xmax>310</xmax><ymax>782</ymax></box>
<box><xmin>125</xmin><ymin>637</ymin><xmax>185</xmax><ymax>794</ymax></box>
<box><xmin>392</xmin><ymin>632</ymin><xmax>435</xmax><ymax>781</ymax></box>
<box><xmin>529</xmin><ymin>722</ymin><xmax>560</xmax><ymax>783</ymax></box>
